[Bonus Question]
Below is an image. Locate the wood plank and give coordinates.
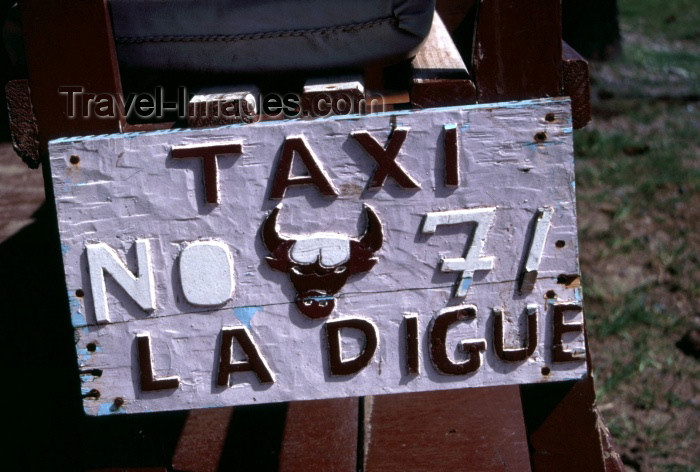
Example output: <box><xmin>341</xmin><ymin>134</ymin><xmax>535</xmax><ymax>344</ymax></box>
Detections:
<box><xmin>521</xmin><ymin>378</ymin><xmax>608</xmax><ymax>471</ymax></box>
<box><xmin>279</xmin><ymin>398</ymin><xmax>359</xmax><ymax>472</ymax></box>
<box><xmin>171</xmin><ymin>407</ymin><xmax>234</xmax><ymax>472</ymax></box>
<box><xmin>562</xmin><ymin>42</ymin><xmax>592</xmax><ymax>129</ymax></box>
<box><xmin>20</xmin><ymin>0</ymin><xmax>124</xmax><ymax>155</ymax></box>
<box><xmin>472</xmin><ymin>0</ymin><xmax>562</xmax><ymax>103</ymax></box>
<box><xmin>410</xmin><ymin>13</ymin><xmax>476</xmax><ymax>107</ymax></box>
<box><xmin>435</xmin><ymin>0</ymin><xmax>477</xmax><ymax>32</ymax></box>
<box><xmin>363</xmin><ymin>386</ymin><xmax>531</xmax><ymax>471</ymax></box>
<box><xmin>5</xmin><ymin>79</ymin><xmax>41</xmax><ymax>168</ymax></box>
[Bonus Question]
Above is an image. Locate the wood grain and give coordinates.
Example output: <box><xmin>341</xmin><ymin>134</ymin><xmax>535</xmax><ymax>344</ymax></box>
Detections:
<box><xmin>279</xmin><ymin>398</ymin><xmax>359</xmax><ymax>471</ymax></box>
<box><xmin>411</xmin><ymin>13</ymin><xmax>476</xmax><ymax>107</ymax></box>
<box><xmin>473</xmin><ymin>0</ymin><xmax>562</xmax><ymax>103</ymax></box>
<box><xmin>363</xmin><ymin>387</ymin><xmax>531</xmax><ymax>471</ymax></box>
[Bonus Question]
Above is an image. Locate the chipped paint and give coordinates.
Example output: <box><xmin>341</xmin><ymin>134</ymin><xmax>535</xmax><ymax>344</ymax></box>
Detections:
<box><xmin>97</xmin><ymin>402</ymin><xmax>126</xmax><ymax>416</ymax></box>
<box><xmin>68</xmin><ymin>291</ymin><xmax>87</xmax><ymax>328</ymax></box>
<box><xmin>233</xmin><ymin>306</ymin><xmax>263</xmax><ymax>329</ymax></box>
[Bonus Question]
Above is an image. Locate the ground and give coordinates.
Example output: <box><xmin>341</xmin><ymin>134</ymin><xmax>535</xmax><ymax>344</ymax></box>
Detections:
<box><xmin>577</xmin><ymin>0</ymin><xmax>700</xmax><ymax>470</ymax></box>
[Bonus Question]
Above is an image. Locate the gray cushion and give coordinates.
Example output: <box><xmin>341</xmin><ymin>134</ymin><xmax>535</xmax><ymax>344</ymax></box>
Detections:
<box><xmin>109</xmin><ymin>0</ymin><xmax>435</xmax><ymax>73</ymax></box>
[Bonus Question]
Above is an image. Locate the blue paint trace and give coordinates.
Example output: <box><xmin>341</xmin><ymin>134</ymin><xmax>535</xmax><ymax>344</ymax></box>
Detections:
<box><xmin>98</xmin><ymin>402</ymin><xmax>126</xmax><ymax>416</ymax></box>
<box><xmin>306</xmin><ymin>295</ymin><xmax>335</xmax><ymax>302</ymax></box>
<box><xmin>68</xmin><ymin>290</ymin><xmax>87</xmax><ymax>328</ymax></box>
<box><xmin>458</xmin><ymin>277</ymin><xmax>473</xmax><ymax>294</ymax></box>
<box><xmin>233</xmin><ymin>306</ymin><xmax>263</xmax><ymax>329</ymax></box>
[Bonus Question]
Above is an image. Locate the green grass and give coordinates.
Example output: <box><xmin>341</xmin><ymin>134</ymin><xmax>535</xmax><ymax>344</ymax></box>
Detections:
<box><xmin>619</xmin><ymin>0</ymin><xmax>700</xmax><ymax>40</ymax></box>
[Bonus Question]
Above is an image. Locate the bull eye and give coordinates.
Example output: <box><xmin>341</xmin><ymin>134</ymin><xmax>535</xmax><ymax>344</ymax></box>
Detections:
<box><xmin>334</xmin><ymin>266</ymin><xmax>346</xmax><ymax>274</ymax></box>
<box><xmin>303</xmin><ymin>300</ymin><xmax>313</xmax><ymax>306</ymax></box>
<box><xmin>319</xmin><ymin>300</ymin><xmax>328</xmax><ymax>307</ymax></box>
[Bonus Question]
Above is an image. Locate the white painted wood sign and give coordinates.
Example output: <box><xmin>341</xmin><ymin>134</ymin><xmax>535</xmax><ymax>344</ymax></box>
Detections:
<box><xmin>49</xmin><ymin>98</ymin><xmax>588</xmax><ymax>416</ymax></box>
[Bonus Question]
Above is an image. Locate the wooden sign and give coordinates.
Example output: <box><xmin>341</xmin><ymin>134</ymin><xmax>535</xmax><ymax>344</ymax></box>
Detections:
<box><xmin>49</xmin><ymin>98</ymin><xmax>587</xmax><ymax>415</ymax></box>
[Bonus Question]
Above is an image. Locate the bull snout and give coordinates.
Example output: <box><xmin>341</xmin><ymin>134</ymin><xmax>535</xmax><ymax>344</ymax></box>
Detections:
<box><xmin>296</xmin><ymin>290</ymin><xmax>336</xmax><ymax>319</ymax></box>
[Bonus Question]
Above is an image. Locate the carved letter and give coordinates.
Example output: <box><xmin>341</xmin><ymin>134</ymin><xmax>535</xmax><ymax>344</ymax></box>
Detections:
<box><xmin>218</xmin><ymin>327</ymin><xmax>274</xmax><ymax>385</ymax></box>
<box><xmin>179</xmin><ymin>240</ymin><xmax>234</xmax><ymax>306</ymax></box>
<box><xmin>422</xmin><ymin>207</ymin><xmax>497</xmax><ymax>297</ymax></box>
<box><xmin>444</xmin><ymin>124</ymin><xmax>459</xmax><ymax>187</ymax></box>
<box><xmin>326</xmin><ymin>318</ymin><xmax>378</xmax><ymax>376</ymax></box>
<box><xmin>552</xmin><ymin>303</ymin><xmax>586</xmax><ymax>362</ymax></box>
<box><xmin>519</xmin><ymin>207</ymin><xmax>555</xmax><ymax>292</ymax></box>
<box><xmin>171</xmin><ymin>142</ymin><xmax>243</xmax><ymax>205</ymax></box>
<box><xmin>136</xmin><ymin>333</ymin><xmax>179</xmax><ymax>391</ymax></box>
<box><xmin>86</xmin><ymin>239</ymin><xmax>156</xmax><ymax>324</ymax></box>
<box><xmin>404</xmin><ymin>313</ymin><xmax>420</xmax><ymax>375</ymax></box>
<box><xmin>269</xmin><ymin>136</ymin><xmax>338</xmax><ymax>199</ymax></box>
<box><xmin>351</xmin><ymin>127</ymin><xmax>420</xmax><ymax>190</ymax></box>
<box><xmin>429</xmin><ymin>305</ymin><xmax>486</xmax><ymax>375</ymax></box>
<box><xmin>493</xmin><ymin>304</ymin><xmax>538</xmax><ymax>362</ymax></box>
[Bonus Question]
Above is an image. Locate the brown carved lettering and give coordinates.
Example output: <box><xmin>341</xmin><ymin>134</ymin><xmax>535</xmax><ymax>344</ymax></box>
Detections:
<box><xmin>171</xmin><ymin>143</ymin><xmax>243</xmax><ymax>205</ymax></box>
<box><xmin>217</xmin><ymin>327</ymin><xmax>274</xmax><ymax>385</ymax></box>
<box><xmin>552</xmin><ymin>303</ymin><xmax>586</xmax><ymax>362</ymax></box>
<box><xmin>351</xmin><ymin>128</ymin><xmax>420</xmax><ymax>190</ymax></box>
<box><xmin>269</xmin><ymin>136</ymin><xmax>338</xmax><ymax>199</ymax></box>
<box><xmin>444</xmin><ymin>125</ymin><xmax>459</xmax><ymax>187</ymax></box>
<box><xmin>430</xmin><ymin>305</ymin><xmax>486</xmax><ymax>375</ymax></box>
<box><xmin>136</xmin><ymin>334</ymin><xmax>180</xmax><ymax>391</ymax></box>
<box><xmin>404</xmin><ymin>314</ymin><xmax>420</xmax><ymax>375</ymax></box>
<box><xmin>326</xmin><ymin>318</ymin><xmax>378</xmax><ymax>376</ymax></box>
<box><xmin>493</xmin><ymin>305</ymin><xmax>538</xmax><ymax>362</ymax></box>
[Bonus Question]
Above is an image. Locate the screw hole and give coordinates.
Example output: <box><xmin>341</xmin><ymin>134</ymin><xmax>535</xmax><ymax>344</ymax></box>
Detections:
<box><xmin>546</xmin><ymin>290</ymin><xmax>557</xmax><ymax>299</ymax></box>
<box><xmin>82</xmin><ymin>388</ymin><xmax>100</xmax><ymax>399</ymax></box>
<box><xmin>545</xmin><ymin>113</ymin><xmax>556</xmax><ymax>122</ymax></box>
<box><xmin>113</xmin><ymin>397</ymin><xmax>124</xmax><ymax>408</ymax></box>
<box><xmin>86</xmin><ymin>342</ymin><xmax>97</xmax><ymax>352</ymax></box>
<box><xmin>69</xmin><ymin>155</ymin><xmax>80</xmax><ymax>165</ymax></box>
<box><xmin>75</xmin><ymin>288</ymin><xmax>85</xmax><ymax>297</ymax></box>
<box><xmin>541</xmin><ymin>366</ymin><xmax>551</xmax><ymax>375</ymax></box>
<box><xmin>534</xmin><ymin>132</ymin><xmax>547</xmax><ymax>142</ymax></box>
<box><xmin>555</xmin><ymin>240</ymin><xmax>566</xmax><ymax>248</ymax></box>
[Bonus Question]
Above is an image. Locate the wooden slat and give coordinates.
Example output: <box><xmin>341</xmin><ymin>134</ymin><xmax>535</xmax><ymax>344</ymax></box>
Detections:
<box><xmin>435</xmin><ymin>0</ymin><xmax>476</xmax><ymax>32</ymax></box>
<box><xmin>521</xmin><ymin>378</ymin><xmax>608</xmax><ymax>471</ymax></box>
<box><xmin>363</xmin><ymin>387</ymin><xmax>531</xmax><ymax>471</ymax></box>
<box><xmin>279</xmin><ymin>398</ymin><xmax>359</xmax><ymax>472</ymax></box>
<box><xmin>5</xmin><ymin>80</ymin><xmax>41</xmax><ymax>168</ymax></box>
<box><xmin>472</xmin><ymin>0</ymin><xmax>562</xmax><ymax>103</ymax></box>
<box><xmin>171</xmin><ymin>407</ymin><xmax>234</xmax><ymax>472</ymax></box>
<box><xmin>20</xmin><ymin>0</ymin><xmax>124</xmax><ymax>154</ymax></box>
<box><xmin>562</xmin><ymin>42</ymin><xmax>592</xmax><ymax>129</ymax></box>
<box><xmin>410</xmin><ymin>13</ymin><xmax>476</xmax><ymax>108</ymax></box>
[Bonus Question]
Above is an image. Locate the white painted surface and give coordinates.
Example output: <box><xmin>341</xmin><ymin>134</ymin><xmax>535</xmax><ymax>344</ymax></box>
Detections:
<box><xmin>525</xmin><ymin>207</ymin><xmax>555</xmax><ymax>274</ymax></box>
<box><xmin>422</xmin><ymin>207</ymin><xmax>497</xmax><ymax>296</ymax></box>
<box><xmin>179</xmin><ymin>240</ymin><xmax>234</xmax><ymax>306</ymax></box>
<box><xmin>86</xmin><ymin>239</ymin><xmax>156</xmax><ymax>324</ymax></box>
<box><xmin>290</xmin><ymin>235</ymin><xmax>351</xmax><ymax>266</ymax></box>
<box><xmin>49</xmin><ymin>98</ymin><xmax>588</xmax><ymax>415</ymax></box>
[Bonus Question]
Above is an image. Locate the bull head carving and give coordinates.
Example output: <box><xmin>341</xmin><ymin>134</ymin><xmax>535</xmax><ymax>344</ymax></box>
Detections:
<box><xmin>262</xmin><ymin>204</ymin><xmax>383</xmax><ymax>319</ymax></box>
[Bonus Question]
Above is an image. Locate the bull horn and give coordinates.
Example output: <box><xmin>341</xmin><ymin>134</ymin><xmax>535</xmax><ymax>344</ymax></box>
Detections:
<box><xmin>262</xmin><ymin>204</ymin><xmax>292</xmax><ymax>252</ymax></box>
<box><xmin>359</xmin><ymin>204</ymin><xmax>383</xmax><ymax>252</ymax></box>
